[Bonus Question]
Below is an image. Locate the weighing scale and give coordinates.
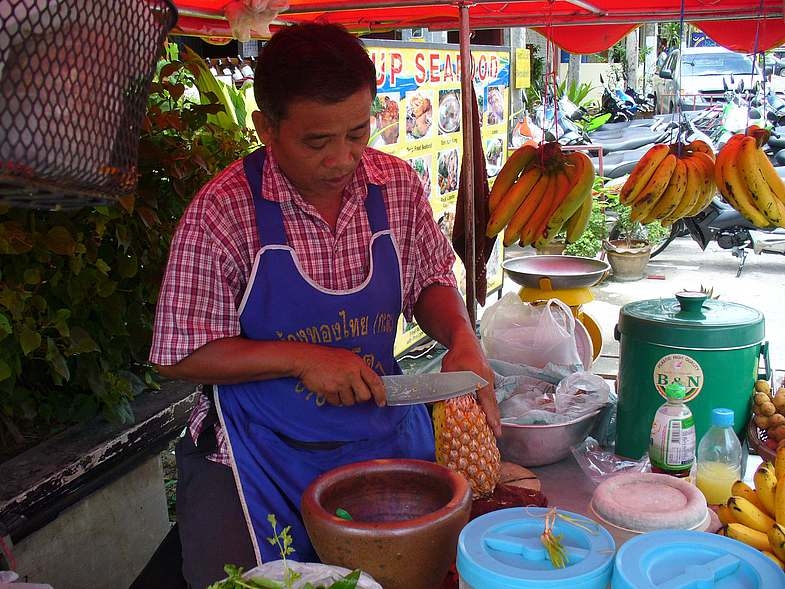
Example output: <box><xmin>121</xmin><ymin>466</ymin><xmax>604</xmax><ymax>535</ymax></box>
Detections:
<box><xmin>501</xmin><ymin>255</ymin><xmax>610</xmax><ymax>364</ymax></box>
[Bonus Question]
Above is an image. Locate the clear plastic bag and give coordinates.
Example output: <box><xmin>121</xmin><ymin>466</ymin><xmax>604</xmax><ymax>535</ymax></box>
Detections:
<box><xmin>244</xmin><ymin>560</ymin><xmax>382</xmax><ymax>589</ymax></box>
<box><xmin>481</xmin><ymin>294</ymin><xmax>582</xmax><ymax>369</ymax></box>
<box><xmin>570</xmin><ymin>437</ymin><xmax>650</xmax><ymax>486</ymax></box>
<box><xmin>493</xmin><ymin>360</ymin><xmax>611</xmax><ymax>426</ymax></box>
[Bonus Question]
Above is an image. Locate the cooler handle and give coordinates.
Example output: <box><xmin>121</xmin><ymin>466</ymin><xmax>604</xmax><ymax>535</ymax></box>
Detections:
<box><xmin>759</xmin><ymin>340</ymin><xmax>771</xmax><ymax>381</ymax></box>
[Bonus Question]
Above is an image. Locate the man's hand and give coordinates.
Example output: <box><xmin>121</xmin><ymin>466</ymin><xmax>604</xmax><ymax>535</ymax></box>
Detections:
<box><xmin>294</xmin><ymin>345</ymin><xmax>386</xmax><ymax>407</ymax></box>
<box><xmin>441</xmin><ymin>332</ymin><xmax>501</xmax><ymax>438</ymax></box>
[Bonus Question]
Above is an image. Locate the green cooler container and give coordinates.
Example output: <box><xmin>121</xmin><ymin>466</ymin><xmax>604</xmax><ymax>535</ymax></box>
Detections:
<box><xmin>614</xmin><ymin>291</ymin><xmax>769</xmax><ymax>459</ymax></box>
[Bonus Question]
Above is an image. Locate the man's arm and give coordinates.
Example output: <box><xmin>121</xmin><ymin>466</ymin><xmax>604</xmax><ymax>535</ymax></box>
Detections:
<box><xmin>413</xmin><ymin>284</ymin><xmax>501</xmax><ymax>436</ymax></box>
<box><xmin>155</xmin><ymin>337</ymin><xmax>386</xmax><ymax>407</ymax></box>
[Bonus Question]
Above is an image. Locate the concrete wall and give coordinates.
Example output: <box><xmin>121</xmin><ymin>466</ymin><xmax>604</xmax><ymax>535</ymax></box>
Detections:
<box><xmin>12</xmin><ymin>456</ymin><xmax>170</xmax><ymax>589</ymax></box>
<box><xmin>557</xmin><ymin>63</ymin><xmax>616</xmax><ymax>104</ymax></box>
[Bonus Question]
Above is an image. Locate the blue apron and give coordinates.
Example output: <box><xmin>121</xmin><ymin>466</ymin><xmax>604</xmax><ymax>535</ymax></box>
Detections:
<box><xmin>214</xmin><ymin>149</ymin><xmax>435</xmax><ymax>565</ymax></box>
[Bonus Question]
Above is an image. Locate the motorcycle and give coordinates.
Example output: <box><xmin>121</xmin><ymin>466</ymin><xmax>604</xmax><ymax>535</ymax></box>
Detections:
<box><xmin>599</xmin><ymin>75</ymin><xmax>637</xmax><ymax>122</ymax></box>
<box><xmin>610</xmin><ymin>196</ymin><xmax>785</xmax><ymax>276</ymax></box>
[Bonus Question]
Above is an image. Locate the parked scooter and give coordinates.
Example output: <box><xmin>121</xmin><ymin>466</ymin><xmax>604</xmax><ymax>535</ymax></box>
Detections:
<box><xmin>611</xmin><ymin>196</ymin><xmax>785</xmax><ymax>276</ymax></box>
<box><xmin>599</xmin><ymin>75</ymin><xmax>637</xmax><ymax>122</ymax></box>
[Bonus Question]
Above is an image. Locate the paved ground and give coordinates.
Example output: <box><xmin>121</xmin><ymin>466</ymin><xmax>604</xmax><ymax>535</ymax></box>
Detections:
<box><xmin>500</xmin><ymin>237</ymin><xmax>785</xmax><ymax>375</ymax></box>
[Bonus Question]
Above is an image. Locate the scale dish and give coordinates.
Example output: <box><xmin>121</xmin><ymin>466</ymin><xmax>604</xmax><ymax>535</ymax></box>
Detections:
<box><xmin>502</xmin><ymin>255</ymin><xmax>610</xmax><ymax>289</ymax></box>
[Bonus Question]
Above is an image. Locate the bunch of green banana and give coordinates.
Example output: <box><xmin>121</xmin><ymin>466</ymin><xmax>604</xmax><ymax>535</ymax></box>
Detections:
<box><xmin>715</xmin><ymin>125</ymin><xmax>785</xmax><ymax>228</ymax></box>
<box><xmin>717</xmin><ymin>447</ymin><xmax>785</xmax><ymax>569</ymax></box>
<box><xmin>486</xmin><ymin>141</ymin><xmax>595</xmax><ymax>248</ymax></box>
<box><xmin>619</xmin><ymin>140</ymin><xmax>716</xmax><ymax>226</ymax></box>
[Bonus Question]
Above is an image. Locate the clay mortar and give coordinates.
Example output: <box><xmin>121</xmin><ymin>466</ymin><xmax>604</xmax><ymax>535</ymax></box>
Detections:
<box><xmin>301</xmin><ymin>458</ymin><xmax>472</xmax><ymax>589</ymax></box>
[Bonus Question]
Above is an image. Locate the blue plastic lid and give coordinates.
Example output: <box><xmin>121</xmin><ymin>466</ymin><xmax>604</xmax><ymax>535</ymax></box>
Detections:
<box><xmin>612</xmin><ymin>530</ymin><xmax>785</xmax><ymax>588</ymax></box>
<box><xmin>711</xmin><ymin>408</ymin><xmax>735</xmax><ymax>428</ymax></box>
<box><xmin>456</xmin><ymin>507</ymin><xmax>616</xmax><ymax>589</ymax></box>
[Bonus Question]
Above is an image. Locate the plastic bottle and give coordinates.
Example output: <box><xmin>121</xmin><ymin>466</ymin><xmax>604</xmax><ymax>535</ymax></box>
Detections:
<box><xmin>695</xmin><ymin>408</ymin><xmax>742</xmax><ymax>504</ymax></box>
<box><xmin>649</xmin><ymin>382</ymin><xmax>696</xmax><ymax>478</ymax></box>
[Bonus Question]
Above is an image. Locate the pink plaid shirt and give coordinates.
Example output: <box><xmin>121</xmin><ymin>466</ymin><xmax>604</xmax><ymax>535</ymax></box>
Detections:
<box><xmin>150</xmin><ymin>147</ymin><xmax>456</xmax><ymax>464</ymax></box>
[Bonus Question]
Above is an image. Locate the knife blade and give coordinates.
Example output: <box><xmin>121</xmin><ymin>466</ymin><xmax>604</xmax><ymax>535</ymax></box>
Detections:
<box><xmin>381</xmin><ymin>371</ymin><xmax>488</xmax><ymax>406</ymax></box>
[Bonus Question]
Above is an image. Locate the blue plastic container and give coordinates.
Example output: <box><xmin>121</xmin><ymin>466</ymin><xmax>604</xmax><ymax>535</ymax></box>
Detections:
<box><xmin>612</xmin><ymin>530</ymin><xmax>785</xmax><ymax>588</ymax></box>
<box><xmin>456</xmin><ymin>507</ymin><xmax>615</xmax><ymax>589</ymax></box>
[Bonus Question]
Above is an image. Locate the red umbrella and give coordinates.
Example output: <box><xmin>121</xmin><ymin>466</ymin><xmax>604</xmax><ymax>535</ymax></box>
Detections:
<box><xmin>172</xmin><ymin>0</ymin><xmax>785</xmax><ymax>53</ymax></box>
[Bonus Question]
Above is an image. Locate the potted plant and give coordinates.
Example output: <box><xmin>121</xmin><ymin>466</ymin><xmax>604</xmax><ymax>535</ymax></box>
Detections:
<box><xmin>602</xmin><ymin>193</ymin><xmax>670</xmax><ymax>281</ymax></box>
<box><xmin>558</xmin><ymin>176</ymin><xmax>611</xmax><ymax>259</ymax></box>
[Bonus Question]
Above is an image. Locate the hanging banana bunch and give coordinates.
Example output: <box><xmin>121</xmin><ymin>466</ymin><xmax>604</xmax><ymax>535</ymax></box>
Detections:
<box><xmin>619</xmin><ymin>139</ymin><xmax>716</xmax><ymax>227</ymax></box>
<box><xmin>485</xmin><ymin>141</ymin><xmax>595</xmax><ymax>248</ymax></box>
<box><xmin>714</xmin><ymin>125</ymin><xmax>785</xmax><ymax>229</ymax></box>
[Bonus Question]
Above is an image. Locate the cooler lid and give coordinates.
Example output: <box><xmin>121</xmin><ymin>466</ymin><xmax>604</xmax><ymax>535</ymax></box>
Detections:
<box><xmin>612</xmin><ymin>530</ymin><xmax>785</xmax><ymax>589</ymax></box>
<box><xmin>618</xmin><ymin>292</ymin><xmax>764</xmax><ymax>348</ymax></box>
<box><xmin>457</xmin><ymin>507</ymin><xmax>615</xmax><ymax>589</ymax></box>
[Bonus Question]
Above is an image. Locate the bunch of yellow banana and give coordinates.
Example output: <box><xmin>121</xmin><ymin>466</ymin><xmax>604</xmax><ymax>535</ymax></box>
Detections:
<box><xmin>715</xmin><ymin>126</ymin><xmax>785</xmax><ymax>228</ymax></box>
<box><xmin>619</xmin><ymin>139</ymin><xmax>716</xmax><ymax>226</ymax></box>
<box><xmin>486</xmin><ymin>141</ymin><xmax>595</xmax><ymax>248</ymax></box>
<box><xmin>717</xmin><ymin>448</ymin><xmax>785</xmax><ymax>569</ymax></box>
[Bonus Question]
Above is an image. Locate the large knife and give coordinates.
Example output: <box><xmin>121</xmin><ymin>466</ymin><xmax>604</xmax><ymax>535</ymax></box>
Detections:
<box><xmin>381</xmin><ymin>371</ymin><xmax>488</xmax><ymax>406</ymax></box>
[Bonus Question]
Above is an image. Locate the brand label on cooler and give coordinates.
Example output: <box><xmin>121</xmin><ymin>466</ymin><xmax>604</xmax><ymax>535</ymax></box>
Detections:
<box><xmin>650</xmin><ymin>413</ymin><xmax>696</xmax><ymax>470</ymax></box>
<box><xmin>653</xmin><ymin>354</ymin><xmax>704</xmax><ymax>402</ymax></box>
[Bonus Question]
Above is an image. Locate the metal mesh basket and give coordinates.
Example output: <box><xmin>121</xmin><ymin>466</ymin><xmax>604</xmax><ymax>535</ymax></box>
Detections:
<box><xmin>0</xmin><ymin>0</ymin><xmax>177</xmax><ymax>210</ymax></box>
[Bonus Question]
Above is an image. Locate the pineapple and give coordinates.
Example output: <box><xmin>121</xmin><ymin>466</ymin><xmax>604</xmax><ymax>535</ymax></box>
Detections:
<box><xmin>433</xmin><ymin>394</ymin><xmax>501</xmax><ymax>496</ymax></box>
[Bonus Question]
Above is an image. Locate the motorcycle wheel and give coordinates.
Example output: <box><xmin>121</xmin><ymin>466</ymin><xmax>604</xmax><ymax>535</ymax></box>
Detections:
<box><xmin>608</xmin><ymin>219</ymin><xmax>681</xmax><ymax>258</ymax></box>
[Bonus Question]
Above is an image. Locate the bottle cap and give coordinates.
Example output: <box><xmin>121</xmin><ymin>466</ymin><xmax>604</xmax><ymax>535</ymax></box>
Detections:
<box><xmin>665</xmin><ymin>382</ymin><xmax>686</xmax><ymax>401</ymax></box>
<box><xmin>711</xmin><ymin>407</ymin><xmax>734</xmax><ymax>428</ymax></box>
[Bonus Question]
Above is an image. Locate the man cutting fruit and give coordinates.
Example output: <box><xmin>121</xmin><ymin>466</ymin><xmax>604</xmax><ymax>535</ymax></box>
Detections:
<box><xmin>149</xmin><ymin>22</ymin><xmax>500</xmax><ymax>588</ymax></box>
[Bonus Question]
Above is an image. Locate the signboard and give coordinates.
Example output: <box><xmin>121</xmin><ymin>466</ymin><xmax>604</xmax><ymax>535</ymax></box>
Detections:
<box><xmin>515</xmin><ymin>47</ymin><xmax>531</xmax><ymax>89</ymax></box>
<box><xmin>362</xmin><ymin>40</ymin><xmax>510</xmax><ymax>356</ymax></box>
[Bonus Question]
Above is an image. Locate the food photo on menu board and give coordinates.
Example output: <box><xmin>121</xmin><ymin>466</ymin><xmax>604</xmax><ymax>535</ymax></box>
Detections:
<box><xmin>370</xmin><ymin>93</ymin><xmax>401</xmax><ymax>147</ymax></box>
<box><xmin>437</xmin><ymin>148</ymin><xmax>459</xmax><ymax>195</ymax></box>
<box><xmin>409</xmin><ymin>155</ymin><xmax>432</xmax><ymax>196</ymax></box>
<box><xmin>485</xmin><ymin>85</ymin><xmax>505</xmax><ymax>126</ymax></box>
<box><xmin>485</xmin><ymin>137</ymin><xmax>503</xmax><ymax>178</ymax></box>
<box><xmin>405</xmin><ymin>90</ymin><xmax>433</xmax><ymax>141</ymax></box>
<box><xmin>438</xmin><ymin>89</ymin><xmax>461</xmax><ymax>135</ymax></box>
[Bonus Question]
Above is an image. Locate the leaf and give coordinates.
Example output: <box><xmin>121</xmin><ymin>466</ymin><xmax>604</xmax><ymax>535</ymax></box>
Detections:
<box><xmin>23</xmin><ymin>267</ymin><xmax>42</xmax><ymax>285</ymax></box>
<box><xmin>137</xmin><ymin>206</ymin><xmax>161</xmax><ymax>229</ymax></box>
<box><xmin>159</xmin><ymin>61</ymin><xmax>182</xmax><ymax>79</ymax></box>
<box><xmin>0</xmin><ymin>221</ymin><xmax>34</xmax><ymax>254</ymax></box>
<box><xmin>51</xmin><ymin>308</ymin><xmax>71</xmax><ymax>337</ymax></box>
<box><xmin>45</xmin><ymin>226</ymin><xmax>77</xmax><ymax>256</ymax></box>
<box><xmin>19</xmin><ymin>324</ymin><xmax>41</xmax><ymax>356</ymax></box>
<box><xmin>46</xmin><ymin>338</ymin><xmax>70</xmax><ymax>381</ymax></box>
<box><xmin>328</xmin><ymin>570</ymin><xmax>361</xmax><ymax>589</ymax></box>
<box><xmin>117</xmin><ymin>254</ymin><xmax>139</xmax><ymax>278</ymax></box>
<box><xmin>95</xmin><ymin>259</ymin><xmax>111</xmax><ymax>275</ymax></box>
<box><xmin>117</xmin><ymin>194</ymin><xmax>135</xmax><ymax>214</ymax></box>
<box><xmin>0</xmin><ymin>313</ymin><xmax>12</xmax><ymax>341</ymax></box>
<box><xmin>0</xmin><ymin>359</ymin><xmax>11</xmax><ymax>381</ymax></box>
<box><xmin>68</xmin><ymin>326</ymin><xmax>99</xmax><ymax>355</ymax></box>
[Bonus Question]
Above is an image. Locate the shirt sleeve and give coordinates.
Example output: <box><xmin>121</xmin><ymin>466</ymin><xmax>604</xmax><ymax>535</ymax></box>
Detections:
<box><xmin>148</xmin><ymin>215</ymin><xmax>242</xmax><ymax>366</ymax></box>
<box><xmin>402</xmin><ymin>171</ymin><xmax>457</xmax><ymax>321</ymax></box>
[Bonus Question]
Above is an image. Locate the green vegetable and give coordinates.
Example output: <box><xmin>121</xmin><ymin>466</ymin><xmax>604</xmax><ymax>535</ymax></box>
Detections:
<box><xmin>206</xmin><ymin>514</ymin><xmax>361</xmax><ymax>589</ymax></box>
<box><xmin>207</xmin><ymin>565</ymin><xmax>284</xmax><ymax>588</ymax></box>
<box><xmin>335</xmin><ymin>508</ymin><xmax>353</xmax><ymax>521</ymax></box>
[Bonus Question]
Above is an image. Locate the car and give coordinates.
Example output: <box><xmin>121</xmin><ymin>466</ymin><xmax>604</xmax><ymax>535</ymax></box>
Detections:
<box><xmin>652</xmin><ymin>46</ymin><xmax>765</xmax><ymax>113</ymax></box>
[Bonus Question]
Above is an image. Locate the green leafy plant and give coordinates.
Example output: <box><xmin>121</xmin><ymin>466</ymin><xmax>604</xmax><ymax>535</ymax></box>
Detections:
<box><xmin>604</xmin><ymin>192</ymin><xmax>670</xmax><ymax>246</ymax></box>
<box><xmin>523</xmin><ymin>44</ymin><xmax>546</xmax><ymax>107</ymax></box>
<box><xmin>0</xmin><ymin>42</ymin><xmax>257</xmax><ymax>456</ymax></box>
<box><xmin>207</xmin><ymin>514</ymin><xmax>361</xmax><ymax>589</ymax></box>
<box><xmin>556</xmin><ymin>80</ymin><xmax>595</xmax><ymax>108</ymax></box>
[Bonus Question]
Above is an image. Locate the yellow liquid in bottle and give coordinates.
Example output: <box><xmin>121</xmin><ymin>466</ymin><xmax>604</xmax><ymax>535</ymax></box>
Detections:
<box><xmin>696</xmin><ymin>461</ymin><xmax>741</xmax><ymax>505</ymax></box>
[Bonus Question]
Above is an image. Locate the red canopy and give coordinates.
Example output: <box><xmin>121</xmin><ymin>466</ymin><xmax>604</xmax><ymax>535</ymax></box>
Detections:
<box><xmin>172</xmin><ymin>0</ymin><xmax>785</xmax><ymax>53</ymax></box>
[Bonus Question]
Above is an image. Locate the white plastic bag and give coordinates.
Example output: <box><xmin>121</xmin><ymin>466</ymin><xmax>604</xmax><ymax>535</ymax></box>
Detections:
<box><xmin>243</xmin><ymin>560</ymin><xmax>382</xmax><ymax>589</ymax></box>
<box><xmin>481</xmin><ymin>294</ymin><xmax>581</xmax><ymax>368</ymax></box>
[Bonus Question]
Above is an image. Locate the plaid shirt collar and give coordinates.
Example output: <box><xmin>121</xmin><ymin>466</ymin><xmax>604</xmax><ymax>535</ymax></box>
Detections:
<box><xmin>260</xmin><ymin>147</ymin><xmax>391</xmax><ymax>210</ymax></box>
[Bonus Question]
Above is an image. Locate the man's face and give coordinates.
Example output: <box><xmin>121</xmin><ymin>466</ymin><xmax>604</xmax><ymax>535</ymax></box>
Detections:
<box><xmin>253</xmin><ymin>88</ymin><xmax>373</xmax><ymax>201</ymax></box>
